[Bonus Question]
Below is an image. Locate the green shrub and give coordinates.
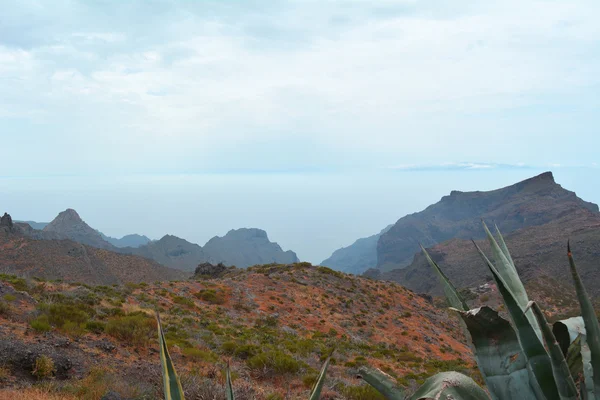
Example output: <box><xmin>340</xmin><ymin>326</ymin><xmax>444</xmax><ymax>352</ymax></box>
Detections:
<box><xmin>172</xmin><ymin>295</ymin><xmax>195</xmax><ymax>307</ymax></box>
<box><xmin>247</xmin><ymin>350</ymin><xmax>302</xmax><ymax>374</ymax></box>
<box><xmin>0</xmin><ymin>301</ymin><xmax>10</xmax><ymax>316</ymax></box>
<box><xmin>85</xmin><ymin>320</ymin><xmax>106</xmax><ymax>334</ymax></box>
<box><xmin>106</xmin><ymin>314</ymin><xmax>155</xmax><ymax>346</ymax></box>
<box><xmin>194</xmin><ymin>289</ymin><xmax>225</xmax><ymax>305</ymax></box>
<box><xmin>182</xmin><ymin>347</ymin><xmax>218</xmax><ymax>362</ymax></box>
<box><xmin>32</xmin><ymin>355</ymin><xmax>55</xmax><ymax>380</ymax></box>
<box><xmin>38</xmin><ymin>303</ymin><xmax>90</xmax><ymax>327</ymax></box>
<box><xmin>62</xmin><ymin>321</ymin><xmax>86</xmax><ymax>338</ymax></box>
<box><xmin>30</xmin><ymin>315</ymin><xmax>51</xmax><ymax>332</ymax></box>
<box><xmin>340</xmin><ymin>383</ymin><xmax>385</xmax><ymax>400</ymax></box>
<box><xmin>3</xmin><ymin>294</ymin><xmax>16</xmax><ymax>302</ymax></box>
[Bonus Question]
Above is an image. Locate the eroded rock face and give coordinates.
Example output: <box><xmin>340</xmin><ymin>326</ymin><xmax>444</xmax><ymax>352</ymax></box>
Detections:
<box><xmin>194</xmin><ymin>262</ymin><xmax>228</xmax><ymax>278</ymax></box>
<box><xmin>1</xmin><ymin>213</ymin><xmax>14</xmax><ymax>229</ymax></box>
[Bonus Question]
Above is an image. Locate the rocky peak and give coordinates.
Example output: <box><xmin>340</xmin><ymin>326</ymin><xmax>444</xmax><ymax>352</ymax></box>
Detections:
<box><xmin>42</xmin><ymin>209</ymin><xmax>112</xmax><ymax>249</ymax></box>
<box><xmin>1</xmin><ymin>213</ymin><xmax>13</xmax><ymax>229</ymax></box>
<box><xmin>224</xmin><ymin>228</ymin><xmax>269</xmax><ymax>240</ymax></box>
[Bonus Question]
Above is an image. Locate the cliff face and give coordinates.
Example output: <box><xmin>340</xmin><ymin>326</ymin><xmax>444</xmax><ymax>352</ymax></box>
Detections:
<box><xmin>376</xmin><ymin>172</ymin><xmax>599</xmax><ymax>271</ymax></box>
<box><xmin>321</xmin><ymin>225</ymin><xmax>393</xmax><ymax>275</ymax></box>
<box><xmin>381</xmin><ymin>208</ymin><xmax>600</xmax><ymax>298</ymax></box>
<box><xmin>202</xmin><ymin>228</ymin><xmax>299</xmax><ymax>268</ymax></box>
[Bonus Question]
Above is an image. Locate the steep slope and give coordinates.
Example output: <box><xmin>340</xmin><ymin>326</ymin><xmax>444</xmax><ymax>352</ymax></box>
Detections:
<box><xmin>127</xmin><ymin>234</ymin><xmax>210</xmax><ymax>272</ymax></box>
<box><xmin>100</xmin><ymin>232</ymin><xmax>151</xmax><ymax>248</ymax></box>
<box><xmin>0</xmin><ymin>219</ymin><xmax>186</xmax><ymax>284</ymax></box>
<box><xmin>321</xmin><ymin>225</ymin><xmax>393</xmax><ymax>274</ymax></box>
<box><xmin>202</xmin><ymin>228</ymin><xmax>299</xmax><ymax>268</ymax></box>
<box><xmin>377</xmin><ymin>172</ymin><xmax>599</xmax><ymax>271</ymax></box>
<box><xmin>43</xmin><ymin>209</ymin><xmax>114</xmax><ymax>250</ymax></box>
<box><xmin>0</xmin><ymin>263</ymin><xmax>472</xmax><ymax>398</ymax></box>
<box><xmin>381</xmin><ymin>208</ymin><xmax>600</xmax><ymax>299</ymax></box>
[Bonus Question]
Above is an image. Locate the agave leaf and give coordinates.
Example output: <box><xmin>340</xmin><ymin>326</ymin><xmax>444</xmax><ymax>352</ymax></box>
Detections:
<box><xmin>309</xmin><ymin>355</ymin><xmax>331</xmax><ymax>400</ymax></box>
<box><xmin>481</xmin><ymin>222</ymin><xmax>542</xmax><ymax>342</ymax></box>
<box><xmin>420</xmin><ymin>244</ymin><xmax>468</xmax><ymax>311</ymax></box>
<box><xmin>156</xmin><ymin>312</ymin><xmax>185</xmax><ymax>400</ymax></box>
<box><xmin>473</xmin><ymin>241</ymin><xmax>560</xmax><ymax>400</ymax></box>
<box><xmin>453</xmin><ymin>306</ymin><xmax>538</xmax><ymax>400</ymax></box>
<box><xmin>358</xmin><ymin>367</ymin><xmax>405</xmax><ymax>400</ymax></box>
<box><xmin>409</xmin><ymin>371</ymin><xmax>490</xmax><ymax>400</ymax></box>
<box><xmin>565</xmin><ymin>336</ymin><xmax>584</xmax><ymax>387</ymax></box>
<box><xmin>526</xmin><ymin>301</ymin><xmax>578</xmax><ymax>399</ymax></box>
<box><xmin>554</xmin><ymin>317</ymin><xmax>595</xmax><ymax>399</ymax></box>
<box><xmin>568</xmin><ymin>242</ymin><xmax>600</xmax><ymax>396</ymax></box>
<box><xmin>494</xmin><ymin>224</ymin><xmax>516</xmax><ymax>273</ymax></box>
<box><xmin>226</xmin><ymin>362</ymin><xmax>235</xmax><ymax>400</ymax></box>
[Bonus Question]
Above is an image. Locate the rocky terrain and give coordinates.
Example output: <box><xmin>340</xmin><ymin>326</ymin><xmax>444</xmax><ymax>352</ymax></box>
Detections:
<box><xmin>376</xmin><ymin>172</ymin><xmax>598</xmax><ymax>271</ymax></box>
<box><xmin>0</xmin><ymin>263</ymin><xmax>473</xmax><ymax>399</ymax></box>
<box><xmin>321</xmin><ymin>225</ymin><xmax>392</xmax><ymax>275</ymax></box>
<box><xmin>42</xmin><ymin>209</ymin><xmax>115</xmax><ymax>250</ymax></box>
<box><xmin>0</xmin><ymin>213</ymin><xmax>186</xmax><ymax>285</ymax></box>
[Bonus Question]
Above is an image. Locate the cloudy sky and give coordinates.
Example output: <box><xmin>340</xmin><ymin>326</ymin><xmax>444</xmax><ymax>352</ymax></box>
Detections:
<box><xmin>1</xmin><ymin>1</ymin><xmax>599</xmax><ymax>261</ymax></box>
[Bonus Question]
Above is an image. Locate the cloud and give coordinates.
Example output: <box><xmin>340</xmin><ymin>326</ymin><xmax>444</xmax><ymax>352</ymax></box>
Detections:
<box><xmin>1</xmin><ymin>0</ymin><xmax>599</xmax><ymax>175</ymax></box>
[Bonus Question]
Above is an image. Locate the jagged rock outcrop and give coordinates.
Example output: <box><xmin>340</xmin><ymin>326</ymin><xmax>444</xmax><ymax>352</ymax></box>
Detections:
<box><xmin>202</xmin><ymin>228</ymin><xmax>299</xmax><ymax>268</ymax></box>
<box><xmin>321</xmin><ymin>225</ymin><xmax>393</xmax><ymax>274</ymax></box>
<box><xmin>193</xmin><ymin>262</ymin><xmax>230</xmax><ymax>278</ymax></box>
<box><xmin>376</xmin><ymin>172</ymin><xmax>599</xmax><ymax>271</ymax></box>
<box><xmin>43</xmin><ymin>209</ymin><xmax>114</xmax><ymax>250</ymax></box>
<box><xmin>1</xmin><ymin>213</ymin><xmax>14</xmax><ymax>229</ymax></box>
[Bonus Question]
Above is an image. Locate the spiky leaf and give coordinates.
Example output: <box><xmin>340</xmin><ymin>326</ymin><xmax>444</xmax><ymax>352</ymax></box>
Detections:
<box><xmin>358</xmin><ymin>367</ymin><xmax>405</xmax><ymax>400</ymax></box>
<box><xmin>226</xmin><ymin>362</ymin><xmax>234</xmax><ymax>400</ymax></box>
<box><xmin>409</xmin><ymin>371</ymin><xmax>490</xmax><ymax>400</ymax></box>
<box><xmin>526</xmin><ymin>301</ymin><xmax>578</xmax><ymax>399</ymax></box>
<box><xmin>568</xmin><ymin>242</ymin><xmax>600</xmax><ymax>396</ymax></box>
<box><xmin>309</xmin><ymin>355</ymin><xmax>331</xmax><ymax>400</ymax></box>
<box><xmin>482</xmin><ymin>222</ymin><xmax>542</xmax><ymax>341</ymax></box>
<box><xmin>454</xmin><ymin>306</ymin><xmax>538</xmax><ymax>400</ymax></box>
<box><xmin>474</xmin><ymin>241</ymin><xmax>560</xmax><ymax>400</ymax></box>
<box><xmin>420</xmin><ymin>245</ymin><xmax>468</xmax><ymax>311</ymax></box>
<box><xmin>157</xmin><ymin>312</ymin><xmax>185</xmax><ymax>400</ymax></box>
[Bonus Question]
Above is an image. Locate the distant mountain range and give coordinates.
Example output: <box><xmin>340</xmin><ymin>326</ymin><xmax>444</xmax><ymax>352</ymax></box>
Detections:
<box><xmin>320</xmin><ymin>225</ymin><xmax>392</xmax><ymax>274</ymax></box>
<box><xmin>10</xmin><ymin>208</ymin><xmax>299</xmax><ymax>273</ymax></box>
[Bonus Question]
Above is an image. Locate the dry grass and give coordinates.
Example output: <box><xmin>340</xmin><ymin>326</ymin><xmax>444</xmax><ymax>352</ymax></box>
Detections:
<box><xmin>0</xmin><ymin>389</ymin><xmax>76</xmax><ymax>400</ymax></box>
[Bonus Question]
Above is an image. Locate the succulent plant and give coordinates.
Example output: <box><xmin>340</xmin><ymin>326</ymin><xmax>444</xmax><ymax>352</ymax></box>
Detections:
<box><xmin>360</xmin><ymin>221</ymin><xmax>600</xmax><ymax>400</ymax></box>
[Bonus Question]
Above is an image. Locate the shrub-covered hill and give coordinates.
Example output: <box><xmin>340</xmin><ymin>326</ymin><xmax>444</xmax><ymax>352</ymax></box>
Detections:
<box><xmin>0</xmin><ymin>263</ymin><xmax>474</xmax><ymax>399</ymax></box>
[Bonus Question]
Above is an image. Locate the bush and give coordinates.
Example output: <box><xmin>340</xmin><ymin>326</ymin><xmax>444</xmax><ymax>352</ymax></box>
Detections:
<box><xmin>340</xmin><ymin>384</ymin><xmax>385</xmax><ymax>400</ymax></box>
<box><xmin>38</xmin><ymin>303</ymin><xmax>90</xmax><ymax>328</ymax></box>
<box><xmin>3</xmin><ymin>294</ymin><xmax>16</xmax><ymax>302</ymax></box>
<box><xmin>247</xmin><ymin>350</ymin><xmax>302</xmax><ymax>374</ymax></box>
<box><xmin>182</xmin><ymin>347</ymin><xmax>218</xmax><ymax>362</ymax></box>
<box><xmin>172</xmin><ymin>295</ymin><xmax>195</xmax><ymax>307</ymax></box>
<box><xmin>0</xmin><ymin>301</ymin><xmax>10</xmax><ymax>316</ymax></box>
<box><xmin>62</xmin><ymin>321</ymin><xmax>86</xmax><ymax>338</ymax></box>
<box><xmin>30</xmin><ymin>315</ymin><xmax>51</xmax><ymax>332</ymax></box>
<box><xmin>85</xmin><ymin>320</ymin><xmax>106</xmax><ymax>334</ymax></box>
<box><xmin>106</xmin><ymin>314</ymin><xmax>155</xmax><ymax>346</ymax></box>
<box><xmin>32</xmin><ymin>355</ymin><xmax>55</xmax><ymax>380</ymax></box>
<box><xmin>194</xmin><ymin>289</ymin><xmax>225</xmax><ymax>305</ymax></box>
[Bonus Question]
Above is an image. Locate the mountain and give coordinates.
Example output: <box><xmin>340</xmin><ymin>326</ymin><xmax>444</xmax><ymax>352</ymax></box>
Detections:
<box><xmin>376</xmin><ymin>172</ymin><xmax>599</xmax><ymax>271</ymax></box>
<box><xmin>380</xmin><ymin>207</ymin><xmax>600</xmax><ymax>301</ymax></box>
<box><xmin>14</xmin><ymin>220</ymin><xmax>48</xmax><ymax>230</ymax></box>
<box><xmin>42</xmin><ymin>209</ymin><xmax>115</xmax><ymax>250</ymax></box>
<box><xmin>0</xmin><ymin>263</ymin><xmax>471</xmax><ymax>398</ymax></box>
<box><xmin>127</xmin><ymin>234</ymin><xmax>210</xmax><ymax>272</ymax></box>
<box><xmin>321</xmin><ymin>225</ymin><xmax>393</xmax><ymax>274</ymax></box>
<box><xmin>202</xmin><ymin>228</ymin><xmax>299</xmax><ymax>268</ymax></box>
<box><xmin>0</xmin><ymin>214</ymin><xmax>186</xmax><ymax>284</ymax></box>
<box><xmin>99</xmin><ymin>232</ymin><xmax>151</xmax><ymax>248</ymax></box>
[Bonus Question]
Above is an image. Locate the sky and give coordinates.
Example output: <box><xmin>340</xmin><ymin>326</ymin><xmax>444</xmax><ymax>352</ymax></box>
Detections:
<box><xmin>1</xmin><ymin>1</ymin><xmax>599</xmax><ymax>262</ymax></box>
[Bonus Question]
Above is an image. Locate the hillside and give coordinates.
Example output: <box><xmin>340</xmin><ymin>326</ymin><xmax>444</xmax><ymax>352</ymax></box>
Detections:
<box><xmin>0</xmin><ymin>214</ymin><xmax>186</xmax><ymax>284</ymax></box>
<box><xmin>0</xmin><ymin>263</ymin><xmax>473</xmax><ymax>399</ymax></box>
<box><xmin>321</xmin><ymin>225</ymin><xmax>393</xmax><ymax>275</ymax></box>
<box><xmin>202</xmin><ymin>228</ymin><xmax>299</xmax><ymax>268</ymax></box>
<box><xmin>99</xmin><ymin>232</ymin><xmax>151</xmax><ymax>248</ymax></box>
<box><xmin>376</xmin><ymin>172</ymin><xmax>599</xmax><ymax>271</ymax></box>
<box><xmin>379</xmin><ymin>208</ymin><xmax>600</xmax><ymax>306</ymax></box>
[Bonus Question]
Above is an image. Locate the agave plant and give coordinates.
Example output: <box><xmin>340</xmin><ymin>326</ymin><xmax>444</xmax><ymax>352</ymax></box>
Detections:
<box><xmin>156</xmin><ymin>311</ymin><xmax>333</xmax><ymax>400</ymax></box>
<box><xmin>358</xmin><ymin>221</ymin><xmax>600</xmax><ymax>400</ymax></box>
